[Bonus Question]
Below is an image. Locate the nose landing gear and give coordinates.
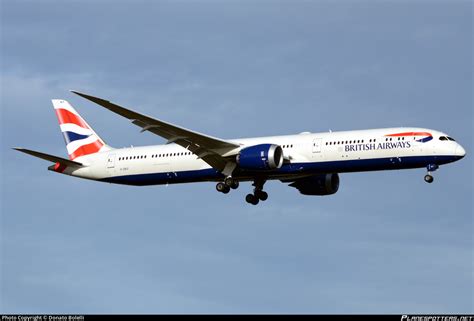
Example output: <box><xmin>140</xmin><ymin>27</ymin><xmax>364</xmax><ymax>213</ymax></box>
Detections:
<box><xmin>424</xmin><ymin>174</ymin><xmax>434</xmax><ymax>183</ymax></box>
<box><xmin>424</xmin><ymin>164</ymin><xmax>439</xmax><ymax>184</ymax></box>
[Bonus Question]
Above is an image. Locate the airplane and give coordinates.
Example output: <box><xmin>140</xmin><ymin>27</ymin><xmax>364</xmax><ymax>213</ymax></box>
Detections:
<box><xmin>15</xmin><ymin>91</ymin><xmax>466</xmax><ymax>205</ymax></box>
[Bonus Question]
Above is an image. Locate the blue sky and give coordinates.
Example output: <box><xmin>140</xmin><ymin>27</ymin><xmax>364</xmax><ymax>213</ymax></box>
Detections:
<box><xmin>1</xmin><ymin>0</ymin><xmax>472</xmax><ymax>313</ymax></box>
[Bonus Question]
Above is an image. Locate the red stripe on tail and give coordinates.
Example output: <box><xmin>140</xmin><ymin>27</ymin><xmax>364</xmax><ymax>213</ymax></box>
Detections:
<box><xmin>55</xmin><ymin>108</ymin><xmax>89</xmax><ymax>129</ymax></box>
<box><xmin>69</xmin><ymin>140</ymin><xmax>103</xmax><ymax>160</ymax></box>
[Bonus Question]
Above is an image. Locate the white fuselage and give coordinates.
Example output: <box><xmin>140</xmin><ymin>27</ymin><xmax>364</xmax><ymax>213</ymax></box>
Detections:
<box><xmin>59</xmin><ymin>127</ymin><xmax>466</xmax><ymax>186</ymax></box>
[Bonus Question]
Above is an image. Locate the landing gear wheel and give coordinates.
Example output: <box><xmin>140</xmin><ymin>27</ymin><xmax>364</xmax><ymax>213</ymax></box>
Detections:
<box><xmin>255</xmin><ymin>190</ymin><xmax>268</xmax><ymax>201</ymax></box>
<box><xmin>216</xmin><ymin>182</ymin><xmax>230</xmax><ymax>193</ymax></box>
<box><xmin>224</xmin><ymin>177</ymin><xmax>239</xmax><ymax>189</ymax></box>
<box><xmin>245</xmin><ymin>194</ymin><xmax>259</xmax><ymax>205</ymax></box>
<box><xmin>224</xmin><ymin>176</ymin><xmax>234</xmax><ymax>187</ymax></box>
<box><xmin>424</xmin><ymin>174</ymin><xmax>434</xmax><ymax>183</ymax></box>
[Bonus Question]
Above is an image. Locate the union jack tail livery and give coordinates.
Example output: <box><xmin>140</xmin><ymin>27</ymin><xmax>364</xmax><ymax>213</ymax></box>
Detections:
<box><xmin>52</xmin><ymin>99</ymin><xmax>111</xmax><ymax>160</ymax></box>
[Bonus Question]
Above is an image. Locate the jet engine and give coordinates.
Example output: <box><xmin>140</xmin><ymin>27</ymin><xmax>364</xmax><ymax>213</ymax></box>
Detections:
<box><xmin>237</xmin><ymin>144</ymin><xmax>284</xmax><ymax>170</ymax></box>
<box><xmin>289</xmin><ymin>173</ymin><xmax>340</xmax><ymax>195</ymax></box>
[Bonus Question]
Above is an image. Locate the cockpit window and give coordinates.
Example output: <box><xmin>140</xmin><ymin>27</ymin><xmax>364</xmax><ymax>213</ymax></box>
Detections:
<box><xmin>439</xmin><ymin>136</ymin><xmax>456</xmax><ymax>141</ymax></box>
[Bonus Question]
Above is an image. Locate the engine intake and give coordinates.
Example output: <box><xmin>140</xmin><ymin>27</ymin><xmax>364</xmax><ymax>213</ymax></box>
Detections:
<box><xmin>289</xmin><ymin>173</ymin><xmax>340</xmax><ymax>195</ymax></box>
<box><xmin>237</xmin><ymin>144</ymin><xmax>284</xmax><ymax>170</ymax></box>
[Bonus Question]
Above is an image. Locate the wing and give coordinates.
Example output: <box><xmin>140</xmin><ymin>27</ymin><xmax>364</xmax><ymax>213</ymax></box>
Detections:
<box><xmin>13</xmin><ymin>148</ymin><xmax>83</xmax><ymax>167</ymax></box>
<box><xmin>71</xmin><ymin>91</ymin><xmax>240</xmax><ymax>172</ymax></box>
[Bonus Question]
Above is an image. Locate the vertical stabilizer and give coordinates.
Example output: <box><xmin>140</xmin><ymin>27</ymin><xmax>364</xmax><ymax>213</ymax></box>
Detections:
<box><xmin>52</xmin><ymin>99</ymin><xmax>112</xmax><ymax>160</ymax></box>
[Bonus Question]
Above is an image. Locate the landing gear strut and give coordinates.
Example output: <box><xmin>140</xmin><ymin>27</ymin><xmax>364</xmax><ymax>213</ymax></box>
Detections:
<box><xmin>245</xmin><ymin>179</ymin><xmax>268</xmax><ymax>205</ymax></box>
<box><xmin>424</xmin><ymin>164</ymin><xmax>439</xmax><ymax>184</ymax></box>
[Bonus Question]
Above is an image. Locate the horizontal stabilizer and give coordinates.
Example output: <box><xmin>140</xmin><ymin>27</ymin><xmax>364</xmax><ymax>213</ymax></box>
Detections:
<box><xmin>13</xmin><ymin>148</ymin><xmax>83</xmax><ymax>167</ymax></box>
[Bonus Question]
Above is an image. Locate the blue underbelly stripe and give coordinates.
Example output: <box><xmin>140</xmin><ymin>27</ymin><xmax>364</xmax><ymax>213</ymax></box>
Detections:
<box><xmin>100</xmin><ymin>155</ymin><xmax>461</xmax><ymax>186</ymax></box>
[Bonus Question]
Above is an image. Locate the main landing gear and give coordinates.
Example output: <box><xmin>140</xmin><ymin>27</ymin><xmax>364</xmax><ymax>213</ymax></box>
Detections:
<box><xmin>216</xmin><ymin>176</ymin><xmax>239</xmax><ymax>194</ymax></box>
<box><xmin>216</xmin><ymin>177</ymin><xmax>268</xmax><ymax>205</ymax></box>
<box><xmin>245</xmin><ymin>179</ymin><xmax>268</xmax><ymax>205</ymax></box>
<box><xmin>424</xmin><ymin>164</ymin><xmax>439</xmax><ymax>184</ymax></box>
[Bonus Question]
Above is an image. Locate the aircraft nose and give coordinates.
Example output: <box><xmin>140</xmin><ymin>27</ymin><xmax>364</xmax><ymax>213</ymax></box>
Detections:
<box><xmin>455</xmin><ymin>144</ymin><xmax>466</xmax><ymax>158</ymax></box>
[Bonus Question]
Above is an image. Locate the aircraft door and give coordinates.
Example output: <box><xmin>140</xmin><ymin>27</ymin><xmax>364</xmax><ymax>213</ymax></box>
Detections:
<box><xmin>106</xmin><ymin>154</ymin><xmax>116</xmax><ymax>169</ymax></box>
<box><xmin>312</xmin><ymin>138</ymin><xmax>322</xmax><ymax>153</ymax></box>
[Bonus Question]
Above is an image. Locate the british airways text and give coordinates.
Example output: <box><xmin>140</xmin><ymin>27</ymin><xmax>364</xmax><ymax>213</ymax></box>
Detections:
<box><xmin>345</xmin><ymin>141</ymin><xmax>412</xmax><ymax>152</ymax></box>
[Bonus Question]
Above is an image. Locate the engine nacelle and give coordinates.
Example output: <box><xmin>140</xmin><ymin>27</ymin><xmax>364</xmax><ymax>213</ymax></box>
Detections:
<box><xmin>289</xmin><ymin>173</ymin><xmax>340</xmax><ymax>195</ymax></box>
<box><xmin>237</xmin><ymin>144</ymin><xmax>284</xmax><ymax>170</ymax></box>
